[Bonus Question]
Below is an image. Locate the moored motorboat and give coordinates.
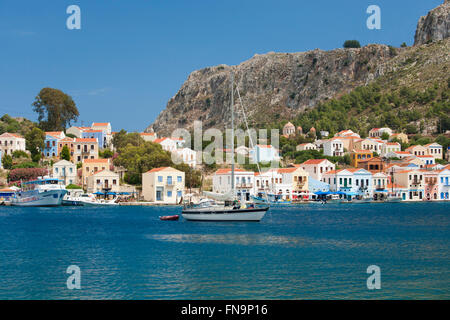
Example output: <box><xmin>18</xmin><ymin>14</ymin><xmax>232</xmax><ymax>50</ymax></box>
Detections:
<box><xmin>11</xmin><ymin>177</ymin><xmax>67</xmax><ymax>207</ymax></box>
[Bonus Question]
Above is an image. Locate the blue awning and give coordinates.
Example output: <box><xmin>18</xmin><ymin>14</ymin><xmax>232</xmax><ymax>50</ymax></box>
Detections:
<box><xmin>93</xmin><ymin>191</ymin><xmax>104</xmax><ymax>195</ymax></box>
<box><xmin>106</xmin><ymin>192</ymin><xmax>117</xmax><ymax>195</ymax></box>
<box><xmin>314</xmin><ymin>191</ymin><xmax>332</xmax><ymax>195</ymax></box>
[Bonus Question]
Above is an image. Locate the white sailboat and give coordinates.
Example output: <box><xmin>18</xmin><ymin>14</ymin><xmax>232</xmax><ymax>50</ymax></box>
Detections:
<box><xmin>182</xmin><ymin>72</ymin><xmax>269</xmax><ymax>222</ymax></box>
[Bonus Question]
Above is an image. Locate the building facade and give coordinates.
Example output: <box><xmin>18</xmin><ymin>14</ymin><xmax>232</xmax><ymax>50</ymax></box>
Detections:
<box><xmin>73</xmin><ymin>138</ymin><xmax>99</xmax><ymax>163</ymax></box>
<box><xmin>81</xmin><ymin>158</ymin><xmax>110</xmax><ymax>187</ymax></box>
<box><xmin>323</xmin><ymin>138</ymin><xmax>344</xmax><ymax>157</ymax></box>
<box><xmin>301</xmin><ymin>159</ymin><xmax>335</xmax><ymax>182</ymax></box>
<box><xmin>52</xmin><ymin>160</ymin><xmax>77</xmax><ymax>185</ymax></box>
<box><xmin>142</xmin><ymin>167</ymin><xmax>185</xmax><ymax>204</ymax></box>
<box><xmin>0</xmin><ymin>132</ymin><xmax>26</xmax><ymax>156</ymax></box>
<box><xmin>249</xmin><ymin>145</ymin><xmax>280</xmax><ymax>163</ymax></box>
<box><xmin>212</xmin><ymin>168</ymin><xmax>255</xmax><ymax>201</ymax></box>
<box><xmin>86</xmin><ymin>169</ymin><xmax>120</xmax><ymax>193</ymax></box>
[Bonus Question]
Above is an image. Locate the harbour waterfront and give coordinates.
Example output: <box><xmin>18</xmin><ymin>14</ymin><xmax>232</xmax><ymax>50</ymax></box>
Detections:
<box><xmin>0</xmin><ymin>202</ymin><xmax>449</xmax><ymax>299</ymax></box>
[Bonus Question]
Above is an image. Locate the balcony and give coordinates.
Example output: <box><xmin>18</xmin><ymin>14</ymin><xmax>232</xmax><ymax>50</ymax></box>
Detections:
<box><xmin>295</xmin><ymin>181</ymin><xmax>306</xmax><ymax>189</ymax></box>
<box><xmin>236</xmin><ymin>183</ymin><xmax>253</xmax><ymax>189</ymax></box>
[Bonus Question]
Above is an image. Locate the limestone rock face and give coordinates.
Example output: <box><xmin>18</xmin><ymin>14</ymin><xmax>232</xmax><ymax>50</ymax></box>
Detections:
<box><xmin>414</xmin><ymin>1</ymin><xmax>450</xmax><ymax>46</ymax></box>
<box><xmin>148</xmin><ymin>45</ymin><xmax>394</xmax><ymax>136</ymax></box>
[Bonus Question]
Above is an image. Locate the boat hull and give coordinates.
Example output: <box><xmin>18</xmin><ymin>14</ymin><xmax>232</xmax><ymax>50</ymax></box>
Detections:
<box><xmin>78</xmin><ymin>200</ymin><xmax>119</xmax><ymax>206</ymax></box>
<box><xmin>62</xmin><ymin>199</ymin><xmax>84</xmax><ymax>206</ymax></box>
<box><xmin>12</xmin><ymin>190</ymin><xmax>67</xmax><ymax>207</ymax></box>
<box><xmin>181</xmin><ymin>207</ymin><xmax>269</xmax><ymax>222</ymax></box>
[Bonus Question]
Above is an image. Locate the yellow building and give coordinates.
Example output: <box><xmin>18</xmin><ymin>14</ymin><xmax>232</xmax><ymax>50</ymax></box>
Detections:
<box><xmin>389</xmin><ymin>133</ymin><xmax>408</xmax><ymax>144</ymax></box>
<box><xmin>142</xmin><ymin>167</ymin><xmax>185</xmax><ymax>204</ymax></box>
<box><xmin>82</xmin><ymin>158</ymin><xmax>110</xmax><ymax>187</ymax></box>
<box><xmin>86</xmin><ymin>169</ymin><xmax>120</xmax><ymax>193</ymax></box>
<box><xmin>278</xmin><ymin>167</ymin><xmax>309</xmax><ymax>200</ymax></box>
<box><xmin>350</xmin><ymin>150</ymin><xmax>373</xmax><ymax>168</ymax></box>
<box><xmin>405</xmin><ymin>145</ymin><xmax>427</xmax><ymax>156</ymax></box>
<box><xmin>392</xmin><ymin>169</ymin><xmax>424</xmax><ymax>201</ymax></box>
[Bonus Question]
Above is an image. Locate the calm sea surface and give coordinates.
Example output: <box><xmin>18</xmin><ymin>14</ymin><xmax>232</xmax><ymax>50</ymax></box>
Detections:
<box><xmin>0</xmin><ymin>202</ymin><xmax>449</xmax><ymax>299</ymax></box>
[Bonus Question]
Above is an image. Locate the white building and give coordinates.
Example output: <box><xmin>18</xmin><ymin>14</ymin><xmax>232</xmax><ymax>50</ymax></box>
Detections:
<box><xmin>253</xmin><ymin>167</ymin><xmax>309</xmax><ymax>201</ymax></box>
<box><xmin>385</xmin><ymin>151</ymin><xmax>413</xmax><ymax>159</ymax></box>
<box><xmin>416</xmin><ymin>155</ymin><xmax>435</xmax><ymax>167</ymax></box>
<box><xmin>437</xmin><ymin>168</ymin><xmax>450</xmax><ymax>201</ymax></box>
<box><xmin>66</xmin><ymin>126</ymin><xmax>90</xmax><ymax>138</ymax></box>
<box><xmin>424</xmin><ymin>143</ymin><xmax>443</xmax><ymax>160</ymax></box>
<box><xmin>369</xmin><ymin>128</ymin><xmax>393</xmax><ymax>138</ymax></box>
<box><xmin>173</xmin><ymin>147</ymin><xmax>197</xmax><ymax>168</ymax></box>
<box><xmin>323</xmin><ymin>168</ymin><xmax>374</xmax><ymax>197</ymax></box>
<box><xmin>334</xmin><ymin>130</ymin><xmax>360</xmax><ymax>138</ymax></box>
<box><xmin>140</xmin><ymin>132</ymin><xmax>157</xmax><ymax>142</ymax></box>
<box><xmin>381</xmin><ymin>142</ymin><xmax>401</xmax><ymax>157</ymax></box>
<box><xmin>323</xmin><ymin>138</ymin><xmax>344</xmax><ymax>157</ymax></box>
<box><xmin>300</xmin><ymin>159</ymin><xmax>335</xmax><ymax>182</ymax></box>
<box><xmin>52</xmin><ymin>160</ymin><xmax>77</xmax><ymax>186</ymax></box>
<box><xmin>235</xmin><ymin>146</ymin><xmax>249</xmax><ymax>157</ymax></box>
<box><xmin>296</xmin><ymin>143</ymin><xmax>317</xmax><ymax>152</ymax></box>
<box><xmin>154</xmin><ymin>137</ymin><xmax>179</xmax><ymax>152</ymax></box>
<box><xmin>212</xmin><ymin>168</ymin><xmax>255</xmax><ymax>201</ymax></box>
<box><xmin>0</xmin><ymin>132</ymin><xmax>26</xmax><ymax>156</ymax></box>
<box><xmin>249</xmin><ymin>145</ymin><xmax>280</xmax><ymax>163</ymax></box>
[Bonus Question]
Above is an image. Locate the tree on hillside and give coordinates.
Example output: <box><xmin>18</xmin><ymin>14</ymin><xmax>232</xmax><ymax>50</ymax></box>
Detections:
<box><xmin>12</xmin><ymin>150</ymin><xmax>29</xmax><ymax>159</ymax></box>
<box><xmin>99</xmin><ymin>149</ymin><xmax>114</xmax><ymax>159</ymax></box>
<box><xmin>381</xmin><ymin>132</ymin><xmax>390</xmax><ymax>140</ymax></box>
<box><xmin>343</xmin><ymin>40</ymin><xmax>361</xmax><ymax>49</ymax></box>
<box><xmin>2</xmin><ymin>154</ymin><xmax>13</xmax><ymax>169</ymax></box>
<box><xmin>0</xmin><ymin>114</ymin><xmax>37</xmax><ymax>136</ymax></box>
<box><xmin>25</xmin><ymin>127</ymin><xmax>45</xmax><ymax>163</ymax></box>
<box><xmin>112</xmin><ymin>129</ymin><xmax>145</xmax><ymax>151</ymax></box>
<box><xmin>113</xmin><ymin>142</ymin><xmax>173</xmax><ymax>184</ymax></box>
<box><xmin>60</xmin><ymin>145</ymin><xmax>71</xmax><ymax>161</ymax></box>
<box><xmin>32</xmin><ymin>88</ymin><xmax>79</xmax><ymax>131</ymax></box>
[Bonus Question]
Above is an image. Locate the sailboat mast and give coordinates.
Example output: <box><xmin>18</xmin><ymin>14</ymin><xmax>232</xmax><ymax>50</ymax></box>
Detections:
<box><xmin>230</xmin><ymin>72</ymin><xmax>235</xmax><ymax>196</ymax></box>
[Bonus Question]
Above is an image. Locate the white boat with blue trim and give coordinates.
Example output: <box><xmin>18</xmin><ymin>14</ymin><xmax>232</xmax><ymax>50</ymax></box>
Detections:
<box><xmin>11</xmin><ymin>177</ymin><xmax>67</xmax><ymax>207</ymax></box>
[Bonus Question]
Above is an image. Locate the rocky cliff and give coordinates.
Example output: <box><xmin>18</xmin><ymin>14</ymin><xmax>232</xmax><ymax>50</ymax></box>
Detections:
<box><xmin>415</xmin><ymin>0</ymin><xmax>450</xmax><ymax>46</ymax></box>
<box><xmin>148</xmin><ymin>1</ymin><xmax>450</xmax><ymax>136</ymax></box>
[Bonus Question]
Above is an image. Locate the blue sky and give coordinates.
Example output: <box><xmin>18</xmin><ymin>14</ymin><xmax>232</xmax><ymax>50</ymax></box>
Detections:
<box><xmin>0</xmin><ymin>0</ymin><xmax>443</xmax><ymax>132</ymax></box>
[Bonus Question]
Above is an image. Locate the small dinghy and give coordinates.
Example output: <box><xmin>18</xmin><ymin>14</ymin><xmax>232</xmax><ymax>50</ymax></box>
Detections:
<box><xmin>159</xmin><ymin>215</ymin><xmax>179</xmax><ymax>221</ymax></box>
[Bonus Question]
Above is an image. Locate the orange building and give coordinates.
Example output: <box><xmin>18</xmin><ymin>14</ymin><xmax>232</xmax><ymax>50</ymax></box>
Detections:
<box><xmin>350</xmin><ymin>150</ymin><xmax>373</xmax><ymax>168</ymax></box>
<box><xmin>57</xmin><ymin>137</ymin><xmax>75</xmax><ymax>161</ymax></box>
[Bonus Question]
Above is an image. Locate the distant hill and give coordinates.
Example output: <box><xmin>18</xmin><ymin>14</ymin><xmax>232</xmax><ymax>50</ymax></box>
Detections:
<box><xmin>147</xmin><ymin>1</ymin><xmax>450</xmax><ymax>136</ymax></box>
<box><xmin>0</xmin><ymin>114</ymin><xmax>36</xmax><ymax>137</ymax></box>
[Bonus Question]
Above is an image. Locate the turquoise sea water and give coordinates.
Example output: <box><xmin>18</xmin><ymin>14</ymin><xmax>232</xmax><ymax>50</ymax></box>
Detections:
<box><xmin>0</xmin><ymin>202</ymin><xmax>449</xmax><ymax>299</ymax></box>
